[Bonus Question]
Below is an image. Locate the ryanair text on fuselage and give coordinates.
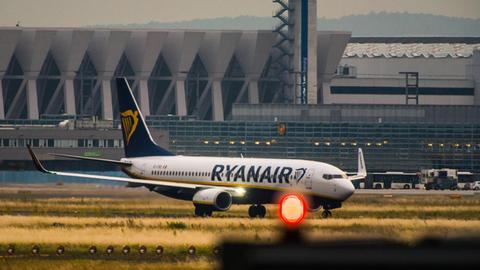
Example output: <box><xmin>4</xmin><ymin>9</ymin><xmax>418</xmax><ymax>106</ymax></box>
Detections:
<box><xmin>210</xmin><ymin>164</ymin><xmax>307</xmax><ymax>184</ymax></box>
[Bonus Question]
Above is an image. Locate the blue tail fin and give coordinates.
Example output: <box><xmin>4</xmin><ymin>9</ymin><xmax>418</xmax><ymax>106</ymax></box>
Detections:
<box><xmin>116</xmin><ymin>77</ymin><xmax>174</xmax><ymax>158</ymax></box>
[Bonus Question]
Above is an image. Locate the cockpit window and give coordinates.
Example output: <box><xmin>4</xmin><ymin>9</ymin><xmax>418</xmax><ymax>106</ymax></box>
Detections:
<box><xmin>323</xmin><ymin>174</ymin><xmax>346</xmax><ymax>180</ymax></box>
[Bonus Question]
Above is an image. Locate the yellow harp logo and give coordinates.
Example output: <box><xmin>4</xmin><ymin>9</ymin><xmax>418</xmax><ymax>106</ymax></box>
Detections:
<box><xmin>120</xmin><ymin>109</ymin><xmax>139</xmax><ymax>145</ymax></box>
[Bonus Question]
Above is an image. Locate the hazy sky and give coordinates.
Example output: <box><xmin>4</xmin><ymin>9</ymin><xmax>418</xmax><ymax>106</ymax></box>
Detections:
<box><xmin>0</xmin><ymin>0</ymin><xmax>478</xmax><ymax>27</ymax></box>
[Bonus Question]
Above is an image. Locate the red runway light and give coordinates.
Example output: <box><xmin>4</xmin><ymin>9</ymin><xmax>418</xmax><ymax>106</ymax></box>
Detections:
<box><xmin>278</xmin><ymin>193</ymin><xmax>307</xmax><ymax>227</ymax></box>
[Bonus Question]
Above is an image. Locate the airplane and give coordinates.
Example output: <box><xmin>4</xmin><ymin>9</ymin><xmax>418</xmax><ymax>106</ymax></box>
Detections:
<box><xmin>27</xmin><ymin>77</ymin><xmax>366</xmax><ymax>219</ymax></box>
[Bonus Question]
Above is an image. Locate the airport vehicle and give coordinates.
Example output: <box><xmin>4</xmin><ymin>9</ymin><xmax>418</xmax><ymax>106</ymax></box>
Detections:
<box><xmin>421</xmin><ymin>169</ymin><xmax>458</xmax><ymax>190</ymax></box>
<box><xmin>371</xmin><ymin>172</ymin><xmax>419</xmax><ymax>189</ymax></box>
<box><xmin>458</xmin><ymin>172</ymin><xmax>475</xmax><ymax>190</ymax></box>
<box><xmin>27</xmin><ymin>78</ymin><xmax>364</xmax><ymax>218</ymax></box>
<box><xmin>471</xmin><ymin>181</ymin><xmax>480</xmax><ymax>191</ymax></box>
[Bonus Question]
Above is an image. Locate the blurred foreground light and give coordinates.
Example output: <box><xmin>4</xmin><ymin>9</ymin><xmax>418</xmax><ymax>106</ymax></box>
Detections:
<box><xmin>203</xmin><ymin>140</ymin><xmax>209</xmax><ymax>144</ymax></box>
<box><xmin>139</xmin><ymin>245</ymin><xmax>147</xmax><ymax>255</ymax></box>
<box><xmin>155</xmin><ymin>245</ymin><xmax>164</xmax><ymax>256</ymax></box>
<box><xmin>89</xmin><ymin>246</ymin><xmax>97</xmax><ymax>255</ymax></box>
<box><xmin>188</xmin><ymin>245</ymin><xmax>196</xmax><ymax>256</ymax></box>
<box><xmin>31</xmin><ymin>245</ymin><xmax>40</xmax><ymax>255</ymax></box>
<box><xmin>7</xmin><ymin>245</ymin><xmax>14</xmax><ymax>255</ymax></box>
<box><xmin>240</xmin><ymin>141</ymin><xmax>245</xmax><ymax>145</ymax></box>
<box><xmin>122</xmin><ymin>245</ymin><xmax>130</xmax><ymax>255</ymax></box>
<box><xmin>106</xmin><ymin>245</ymin><xmax>114</xmax><ymax>255</ymax></box>
<box><xmin>56</xmin><ymin>245</ymin><xmax>65</xmax><ymax>255</ymax></box>
<box><xmin>213</xmin><ymin>246</ymin><xmax>221</xmax><ymax>256</ymax></box>
<box><xmin>314</xmin><ymin>142</ymin><xmax>320</xmax><ymax>146</ymax></box>
<box><xmin>278</xmin><ymin>194</ymin><xmax>307</xmax><ymax>227</ymax></box>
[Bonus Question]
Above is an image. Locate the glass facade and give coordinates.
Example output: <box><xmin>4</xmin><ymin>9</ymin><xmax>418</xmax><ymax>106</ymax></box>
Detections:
<box><xmin>147</xmin><ymin>119</ymin><xmax>480</xmax><ymax>173</ymax></box>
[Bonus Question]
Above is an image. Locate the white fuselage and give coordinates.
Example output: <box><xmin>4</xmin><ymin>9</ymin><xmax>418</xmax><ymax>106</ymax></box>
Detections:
<box><xmin>122</xmin><ymin>155</ymin><xmax>355</xmax><ymax>203</ymax></box>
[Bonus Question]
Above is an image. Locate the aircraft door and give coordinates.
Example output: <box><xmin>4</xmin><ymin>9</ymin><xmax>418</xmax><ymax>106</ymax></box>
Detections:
<box><xmin>304</xmin><ymin>169</ymin><xmax>314</xmax><ymax>190</ymax></box>
<box><xmin>296</xmin><ymin>168</ymin><xmax>314</xmax><ymax>189</ymax></box>
<box><xmin>139</xmin><ymin>163</ymin><xmax>147</xmax><ymax>176</ymax></box>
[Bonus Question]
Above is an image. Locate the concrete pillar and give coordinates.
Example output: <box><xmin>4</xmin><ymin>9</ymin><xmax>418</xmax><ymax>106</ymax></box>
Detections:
<box><xmin>14</xmin><ymin>29</ymin><xmax>56</xmax><ymax>119</ymax></box>
<box><xmin>317</xmin><ymin>31</ymin><xmax>351</xmax><ymax>104</ymax></box>
<box><xmin>175</xmin><ymin>79</ymin><xmax>187</xmax><ymax>116</ymax></box>
<box><xmin>321</xmin><ymin>82</ymin><xmax>332</xmax><ymax>104</ymax></box>
<box><xmin>64</xmin><ymin>77</ymin><xmax>76</xmax><ymax>115</ymax></box>
<box><xmin>211</xmin><ymin>81</ymin><xmax>224</xmax><ymax>121</ymax></box>
<box><xmin>26</xmin><ymin>79</ymin><xmax>39</xmax><ymax>119</ymax></box>
<box><xmin>137</xmin><ymin>79</ymin><xmax>151</xmax><ymax>115</ymax></box>
<box><xmin>50</xmin><ymin>30</ymin><xmax>93</xmax><ymax>115</ymax></box>
<box><xmin>235</xmin><ymin>31</ymin><xmax>276</xmax><ymax>104</ymax></box>
<box><xmin>248</xmin><ymin>80</ymin><xmax>260</xmax><ymax>104</ymax></box>
<box><xmin>307</xmin><ymin>0</ymin><xmax>318</xmax><ymax>104</ymax></box>
<box><xmin>198</xmin><ymin>32</ymin><xmax>241</xmax><ymax>120</ymax></box>
<box><xmin>125</xmin><ymin>31</ymin><xmax>169</xmax><ymax>116</ymax></box>
<box><xmin>473</xmin><ymin>49</ymin><xmax>480</xmax><ymax>105</ymax></box>
<box><xmin>162</xmin><ymin>31</ymin><xmax>205</xmax><ymax>116</ymax></box>
<box><xmin>0</xmin><ymin>75</ymin><xmax>4</xmax><ymax>119</ymax></box>
<box><xmin>101</xmin><ymin>79</ymin><xmax>113</xmax><ymax>119</ymax></box>
<box><xmin>0</xmin><ymin>29</ymin><xmax>21</xmax><ymax>119</ymax></box>
<box><xmin>87</xmin><ymin>30</ymin><xmax>131</xmax><ymax>119</ymax></box>
<box><xmin>289</xmin><ymin>0</ymin><xmax>317</xmax><ymax>104</ymax></box>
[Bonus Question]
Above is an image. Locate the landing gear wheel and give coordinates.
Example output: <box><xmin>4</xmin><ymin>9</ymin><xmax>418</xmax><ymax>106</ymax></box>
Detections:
<box><xmin>257</xmin><ymin>205</ymin><xmax>266</xmax><ymax>218</ymax></box>
<box><xmin>321</xmin><ymin>210</ymin><xmax>332</xmax><ymax>219</ymax></box>
<box><xmin>248</xmin><ymin>205</ymin><xmax>257</xmax><ymax>218</ymax></box>
<box><xmin>195</xmin><ymin>206</ymin><xmax>204</xmax><ymax>217</ymax></box>
<box><xmin>248</xmin><ymin>205</ymin><xmax>266</xmax><ymax>218</ymax></box>
<box><xmin>195</xmin><ymin>206</ymin><xmax>213</xmax><ymax>217</ymax></box>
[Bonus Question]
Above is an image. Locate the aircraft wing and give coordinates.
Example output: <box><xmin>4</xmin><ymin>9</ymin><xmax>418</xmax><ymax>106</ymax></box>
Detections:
<box><xmin>49</xmin><ymin>153</ymin><xmax>132</xmax><ymax>166</ymax></box>
<box><xmin>27</xmin><ymin>145</ymin><xmax>245</xmax><ymax>197</ymax></box>
<box><xmin>348</xmin><ymin>148</ymin><xmax>367</xmax><ymax>181</ymax></box>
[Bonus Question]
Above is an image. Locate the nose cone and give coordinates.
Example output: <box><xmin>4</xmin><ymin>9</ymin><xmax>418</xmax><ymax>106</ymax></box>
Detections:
<box><xmin>336</xmin><ymin>180</ymin><xmax>355</xmax><ymax>200</ymax></box>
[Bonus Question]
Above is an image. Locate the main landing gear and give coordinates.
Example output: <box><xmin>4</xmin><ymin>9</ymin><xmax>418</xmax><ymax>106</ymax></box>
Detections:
<box><xmin>321</xmin><ymin>209</ymin><xmax>332</xmax><ymax>219</ymax></box>
<box><xmin>248</xmin><ymin>204</ymin><xmax>266</xmax><ymax>218</ymax></box>
<box><xmin>194</xmin><ymin>205</ymin><xmax>213</xmax><ymax>217</ymax></box>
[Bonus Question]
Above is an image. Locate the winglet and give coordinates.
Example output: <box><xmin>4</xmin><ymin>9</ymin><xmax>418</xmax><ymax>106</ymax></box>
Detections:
<box><xmin>26</xmin><ymin>144</ymin><xmax>49</xmax><ymax>174</ymax></box>
<box><xmin>348</xmin><ymin>148</ymin><xmax>367</xmax><ymax>181</ymax></box>
<box><xmin>358</xmin><ymin>148</ymin><xmax>366</xmax><ymax>177</ymax></box>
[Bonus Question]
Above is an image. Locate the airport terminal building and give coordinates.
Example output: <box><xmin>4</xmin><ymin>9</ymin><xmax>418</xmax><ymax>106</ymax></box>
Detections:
<box><xmin>0</xmin><ymin>5</ymin><xmax>479</xmax><ymax>180</ymax></box>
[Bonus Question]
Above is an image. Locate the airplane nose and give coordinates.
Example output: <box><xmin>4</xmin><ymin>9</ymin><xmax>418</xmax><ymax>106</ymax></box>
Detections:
<box><xmin>337</xmin><ymin>180</ymin><xmax>355</xmax><ymax>200</ymax></box>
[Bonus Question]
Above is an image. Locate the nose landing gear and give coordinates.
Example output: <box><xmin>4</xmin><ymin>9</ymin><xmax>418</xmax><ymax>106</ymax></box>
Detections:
<box><xmin>321</xmin><ymin>209</ymin><xmax>332</xmax><ymax>219</ymax></box>
<box><xmin>194</xmin><ymin>205</ymin><xmax>213</xmax><ymax>217</ymax></box>
<box><xmin>248</xmin><ymin>204</ymin><xmax>266</xmax><ymax>218</ymax></box>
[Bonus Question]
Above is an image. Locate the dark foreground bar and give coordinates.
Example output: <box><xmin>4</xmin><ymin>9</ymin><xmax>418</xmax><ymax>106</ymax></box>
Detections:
<box><xmin>221</xmin><ymin>232</ymin><xmax>480</xmax><ymax>270</ymax></box>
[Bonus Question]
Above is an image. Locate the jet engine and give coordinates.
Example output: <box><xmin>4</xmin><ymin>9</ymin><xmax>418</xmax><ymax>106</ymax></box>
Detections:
<box><xmin>192</xmin><ymin>189</ymin><xmax>232</xmax><ymax>211</ymax></box>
